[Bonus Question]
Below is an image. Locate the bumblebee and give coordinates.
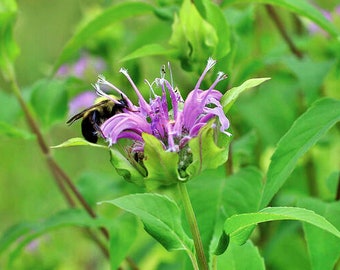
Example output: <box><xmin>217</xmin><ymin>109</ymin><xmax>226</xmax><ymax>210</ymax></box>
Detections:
<box><xmin>67</xmin><ymin>96</ymin><xmax>127</xmax><ymax>143</ymax></box>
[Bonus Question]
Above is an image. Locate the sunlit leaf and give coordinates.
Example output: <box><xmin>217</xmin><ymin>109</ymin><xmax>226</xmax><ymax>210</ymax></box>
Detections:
<box><xmin>216</xmin><ymin>240</ymin><xmax>265</xmax><ymax>269</ymax></box>
<box><xmin>224</xmin><ymin>207</ymin><xmax>340</xmax><ymax>245</ymax></box>
<box><xmin>221</xmin><ymin>77</ymin><xmax>271</xmax><ymax>113</ymax></box>
<box><xmin>102</xmin><ymin>193</ymin><xmax>193</xmax><ymax>252</ymax></box>
<box><xmin>298</xmin><ymin>198</ymin><xmax>340</xmax><ymax>270</ymax></box>
<box><xmin>121</xmin><ymin>43</ymin><xmax>176</xmax><ymax>62</ymax></box>
<box><xmin>51</xmin><ymin>137</ymin><xmax>106</xmax><ymax>149</ymax></box>
<box><xmin>261</xmin><ymin>98</ymin><xmax>340</xmax><ymax>208</ymax></box>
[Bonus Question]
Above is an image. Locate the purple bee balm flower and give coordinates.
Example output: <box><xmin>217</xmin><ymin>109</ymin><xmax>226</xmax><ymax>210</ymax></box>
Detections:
<box><xmin>98</xmin><ymin>58</ymin><xmax>230</xmax><ymax>149</ymax></box>
<box><xmin>73</xmin><ymin>56</ymin><xmax>88</xmax><ymax>78</ymax></box>
<box><xmin>94</xmin><ymin>58</ymin><xmax>231</xmax><ymax>186</ymax></box>
<box><xmin>56</xmin><ymin>53</ymin><xmax>107</xmax><ymax>79</ymax></box>
<box><xmin>306</xmin><ymin>6</ymin><xmax>333</xmax><ymax>36</ymax></box>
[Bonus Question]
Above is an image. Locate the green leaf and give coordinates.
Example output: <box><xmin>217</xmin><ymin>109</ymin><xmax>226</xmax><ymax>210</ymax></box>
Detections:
<box><xmin>284</xmin><ymin>57</ymin><xmax>334</xmax><ymax>105</ymax></box>
<box><xmin>221</xmin><ymin>77</ymin><xmax>271</xmax><ymax>113</ymax></box>
<box><xmin>204</xmin><ymin>1</ymin><xmax>230</xmax><ymax>59</ymax></box>
<box><xmin>223</xmin><ymin>0</ymin><xmax>340</xmax><ymax>38</ymax></box>
<box><xmin>51</xmin><ymin>137</ymin><xmax>107</xmax><ymax>149</ymax></box>
<box><xmin>142</xmin><ymin>133</ymin><xmax>180</xmax><ymax>189</ymax></box>
<box><xmin>0</xmin><ymin>223</ymin><xmax>33</xmax><ymax>255</ymax></box>
<box><xmin>102</xmin><ymin>193</ymin><xmax>193</xmax><ymax>252</ymax></box>
<box><xmin>185</xmin><ymin>122</ymin><xmax>230</xmax><ymax>179</ymax></box>
<box><xmin>235</xmin><ymin>76</ymin><xmax>298</xmax><ymax>145</ymax></box>
<box><xmin>219</xmin><ymin>167</ymin><xmax>264</xmax><ymax>218</ymax></box>
<box><xmin>0</xmin><ymin>121</ymin><xmax>34</xmax><ymax>139</ymax></box>
<box><xmin>109</xmin><ymin>215</ymin><xmax>138</xmax><ymax>270</ymax></box>
<box><xmin>109</xmin><ymin>148</ymin><xmax>146</xmax><ymax>186</ymax></box>
<box><xmin>53</xmin><ymin>2</ymin><xmax>154</xmax><ymax>72</ymax></box>
<box><xmin>30</xmin><ymin>79</ymin><xmax>68</xmax><ymax>128</ymax></box>
<box><xmin>214</xmin><ymin>231</ymin><xmax>229</xmax><ymax>255</ymax></box>
<box><xmin>224</xmin><ymin>207</ymin><xmax>340</xmax><ymax>245</ymax></box>
<box><xmin>298</xmin><ymin>198</ymin><xmax>340</xmax><ymax>270</ymax></box>
<box><xmin>188</xmin><ymin>167</ymin><xmax>263</xmax><ymax>259</ymax></box>
<box><xmin>213</xmin><ymin>166</ymin><xmax>263</xmax><ymax>256</ymax></box>
<box><xmin>0</xmin><ymin>209</ymin><xmax>109</xmax><ymax>263</ymax></box>
<box><xmin>169</xmin><ymin>0</ymin><xmax>218</xmax><ymax>72</ymax></box>
<box><xmin>121</xmin><ymin>43</ymin><xmax>176</xmax><ymax>62</ymax></box>
<box><xmin>260</xmin><ymin>98</ymin><xmax>340</xmax><ymax>208</ymax></box>
<box><xmin>0</xmin><ymin>85</ymin><xmax>21</xmax><ymax>123</ymax></box>
<box><xmin>0</xmin><ymin>0</ymin><xmax>19</xmax><ymax>79</ymax></box>
<box><xmin>216</xmin><ymin>241</ymin><xmax>265</xmax><ymax>270</ymax></box>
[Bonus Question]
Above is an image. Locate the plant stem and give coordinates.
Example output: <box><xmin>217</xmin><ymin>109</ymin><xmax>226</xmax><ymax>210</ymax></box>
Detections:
<box><xmin>336</xmin><ymin>172</ymin><xmax>340</xmax><ymax>201</ymax></box>
<box><xmin>8</xmin><ymin>73</ymin><xmax>110</xmax><ymax>247</ymax></box>
<box><xmin>265</xmin><ymin>5</ymin><xmax>304</xmax><ymax>59</ymax></box>
<box><xmin>178</xmin><ymin>183</ymin><xmax>208</xmax><ymax>270</ymax></box>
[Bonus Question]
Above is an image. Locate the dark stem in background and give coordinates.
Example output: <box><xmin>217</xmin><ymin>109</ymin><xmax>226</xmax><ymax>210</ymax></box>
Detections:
<box><xmin>265</xmin><ymin>5</ymin><xmax>304</xmax><ymax>59</ymax></box>
<box><xmin>225</xmin><ymin>143</ymin><xmax>233</xmax><ymax>176</ymax></box>
<box><xmin>336</xmin><ymin>173</ymin><xmax>340</xmax><ymax>201</ymax></box>
<box><xmin>305</xmin><ymin>155</ymin><xmax>318</xmax><ymax>197</ymax></box>
<box><xmin>9</xmin><ymin>75</ymin><xmax>110</xmax><ymax>253</ymax></box>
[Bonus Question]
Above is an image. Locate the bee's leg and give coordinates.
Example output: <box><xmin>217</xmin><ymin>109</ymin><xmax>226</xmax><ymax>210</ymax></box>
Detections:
<box><xmin>90</xmin><ymin>111</ymin><xmax>106</xmax><ymax>140</ymax></box>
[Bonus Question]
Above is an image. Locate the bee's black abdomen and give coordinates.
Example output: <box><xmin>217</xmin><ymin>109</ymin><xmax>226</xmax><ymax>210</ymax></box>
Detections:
<box><xmin>81</xmin><ymin>115</ymin><xmax>98</xmax><ymax>143</ymax></box>
<box><xmin>68</xmin><ymin>97</ymin><xmax>128</xmax><ymax>144</ymax></box>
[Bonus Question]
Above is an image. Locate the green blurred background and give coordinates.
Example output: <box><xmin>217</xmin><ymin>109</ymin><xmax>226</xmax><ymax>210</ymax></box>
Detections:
<box><xmin>1</xmin><ymin>0</ymin><xmax>339</xmax><ymax>269</ymax></box>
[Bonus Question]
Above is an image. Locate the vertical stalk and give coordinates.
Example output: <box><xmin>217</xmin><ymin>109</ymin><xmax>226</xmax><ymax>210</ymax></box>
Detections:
<box><xmin>265</xmin><ymin>4</ymin><xmax>304</xmax><ymax>59</ymax></box>
<box><xmin>178</xmin><ymin>183</ymin><xmax>208</xmax><ymax>270</ymax></box>
<box><xmin>8</xmin><ymin>73</ymin><xmax>110</xmax><ymax>248</ymax></box>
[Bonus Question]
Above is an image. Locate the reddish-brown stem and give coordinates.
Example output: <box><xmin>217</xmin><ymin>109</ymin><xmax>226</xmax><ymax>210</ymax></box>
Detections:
<box><xmin>225</xmin><ymin>143</ymin><xmax>233</xmax><ymax>176</ymax></box>
<box><xmin>9</xmin><ymin>75</ymin><xmax>110</xmax><ymax>247</ymax></box>
<box><xmin>265</xmin><ymin>4</ymin><xmax>304</xmax><ymax>59</ymax></box>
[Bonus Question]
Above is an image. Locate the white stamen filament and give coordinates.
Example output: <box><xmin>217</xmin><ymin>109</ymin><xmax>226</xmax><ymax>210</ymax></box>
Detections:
<box><xmin>208</xmin><ymin>72</ymin><xmax>228</xmax><ymax>91</ymax></box>
<box><xmin>194</xmin><ymin>57</ymin><xmax>217</xmax><ymax>90</ymax></box>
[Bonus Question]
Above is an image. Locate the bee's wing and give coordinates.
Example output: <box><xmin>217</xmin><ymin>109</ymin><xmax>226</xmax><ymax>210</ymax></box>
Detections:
<box><xmin>66</xmin><ymin>110</ymin><xmax>86</xmax><ymax>125</ymax></box>
<box><xmin>66</xmin><ymin>99</ymin><xmax>109</xmax><ymax>125</ymax></box>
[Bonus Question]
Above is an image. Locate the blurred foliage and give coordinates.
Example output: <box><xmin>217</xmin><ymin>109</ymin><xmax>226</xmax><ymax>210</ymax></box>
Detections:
<box><xmin>0</xmin><ymin>0</ymin><xmax>339</xmax><ymax>269</ymax></box>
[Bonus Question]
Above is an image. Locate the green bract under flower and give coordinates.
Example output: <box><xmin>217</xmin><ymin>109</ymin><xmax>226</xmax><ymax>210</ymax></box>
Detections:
<box><xmin>94</xmin><ymin>58</ymin><xmax>231</xmax><ymax>189</ymax></box>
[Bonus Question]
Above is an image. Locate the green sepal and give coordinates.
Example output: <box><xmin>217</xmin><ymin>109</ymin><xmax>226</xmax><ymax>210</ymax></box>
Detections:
<box><xmin>142</xmin><ymin>133</ymin><xmax>183</xmax><ymax>189</ymax></box>
<box><xmin>109</xmin><ymin>148</ymin><xmax>146</xmax><ymax>186</ymax></box>
<box><xmin>185</xmin><ymin>121</ymin><xmax>231</xmax><ymax>179</ymax></box>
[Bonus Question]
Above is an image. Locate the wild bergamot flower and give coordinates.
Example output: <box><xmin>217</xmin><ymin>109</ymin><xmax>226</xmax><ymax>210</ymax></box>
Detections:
<box><xmin>94</xmin><ymin>58</ymin><xmax>231</xmax><ymax>189</ymax></box>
